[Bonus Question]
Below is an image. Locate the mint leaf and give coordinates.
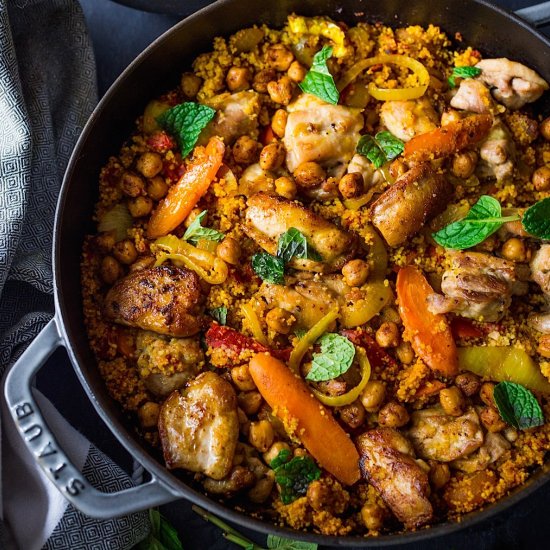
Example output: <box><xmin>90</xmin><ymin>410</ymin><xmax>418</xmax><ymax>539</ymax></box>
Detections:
<box><xmin>306</xmin><ymin>333</ymin><xmax>355</xmax><ymax>382</ymax></box>
<box><xmin>493</xmin><ymin>381</ymin><xmax>544</xmax><ymax>430</ymax></box>
<box><xmin>267</xmin><ymin>534</ymin><xmax>318</xmax><ymax>549</ymax></box>
<box><xmin>299</xmin><ymin>46</ymin><xmax>339</xmax><ymax>105</ymax></box>
<box><xmin>182</xmin><ymin>210</ymin><xmax>224</xmax><ymax>245</ymax></box>
<box><xmin>270</xmin><ymin>448</ymin><xmax>292</xmax><ymax>469</ymax></box>
<box><xmin>432</xmin><ymin>195</ymin><xmax>520</xmax><ymax>250</ymax></box>
<box><xmin>271</xmin><ymin>454</ymin><xmax>321</xmax><ymax>504</ymax></box>
<box><xmin>277</xmin><ymin>228</ymin><xmax>322</xmax><ymax>263</ymax></box>
<box><xmin>157</xmin><ymin>101</ymin><xmax>215</xmax><ymax>157</ymax></box>
<box><xmin>522</xmin><ymin>197</ymin><xmax>550</xmax><ymax>239</ymax></box>
<box><xmin>356</xmin><ymin>131</ymin><xmax>404</xmax><ymax>169</ymax></box>
<box><xmin>448</xmin><ymin>65</ymin><xmax>482</xmax><ymax>88</ymax></box>
<box><xmin>210</xmin><ymin>306</ymin><xmax>228</xmax><ymax>325</ymax></box>
<box><xmin>252</xmin><ymin>253</ymin><xmax>285</xmax><ymax>284</ymax></box>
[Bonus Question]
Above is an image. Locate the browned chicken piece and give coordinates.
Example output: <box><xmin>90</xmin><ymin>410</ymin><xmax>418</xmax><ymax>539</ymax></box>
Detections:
<box><xmin>427</xmin><ymin>251</ymin><xmax>528</xmax><ymax>322</ymax></box>
<box><xmin>451</xmin><ymin>431</ymin><xmax>510</xmax><ymax>473</ymax></box>
<box><xmin>158</xmin><ymin>371</ymin><xmax>239</xmax><ymax>480</ymax></box>
<box><xmin>104</xmin><ymin>265</ymin><xmax>204</xmax><ymax>337</ymax></box>
<box><xmin>202</xmin><ymin>465</ymin><xmax>256</xmax><ymax>495</ymax></box>
<box><xmin>477</xmin><ymin>121</ymin><xmax>515</xmax><ymax>181</ymax></box>
<box><xmin>407</xmin><ymin>407</ymin><xmax>484</xmax><ymax>462</ymax></box>
<box><xmin>238</xmin><ymin>163</ymin><xmax>276</xmax><ymax>196</ymax></box>
<box><xmin>379</xmin><ymin>98</ymin><xmax>439</xmax><ymax>142</ymax></box>
<box><xmin>450</xmin><ymin>79</ymin><xmax>496</xmax><ymax>114</ymax></box>
<box><xmin>369</xmin><ymin>163</ymin><xmax>452</xmax><ymax>247</ymax></box>
<box><xmin>346</xmin><ymin>153</ymin><xmax>380</xmax><ymax>187</ymax></box>
<box><xmin>244</xmin><ymin>192</ymin><xmax>358</xmax><ymax>272</ymax></box>
<box><xmin>283</xmin><ymin>94</ymin><xmax>363</xmax><ymax>176</ymax></box>
<box><xmin>199</xmin><ymin>90</ymin><xmax>261</xmax><ymax>145</ymax></box>
<box><xmin>530</xmin><ymin>244</ymin><xmax>550</xmax><ymax>297</ymax></box>
<box><xmin>476</xmin><ymin>58</ymin><xmax>549</xmax><ymax>109</ymax></box>
<box><xmin>357</xmin><ymin>428</ymin><xmax>433</xmax><ymax>529</ymax></box>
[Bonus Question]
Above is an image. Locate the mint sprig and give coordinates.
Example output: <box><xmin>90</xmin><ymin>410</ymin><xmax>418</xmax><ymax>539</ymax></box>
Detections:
<box><xmin>270</xmin><ymin>451</ymin><xmax>321</xmax><ymax>504</ymax></box>
<box><xmin>356</xmin><ymin>131</ymin><xmax>404</xmax><ymax>169</ymax></box>
<box><xmin>306</xmin><ymin>333</ymin><xmax>356</xmax><ymax>382</ymax></box>
<box><xmin>157</xmin><ymin>102</ymin><xmax>215</xmax><ymax>157</ymax></box>
<box><xmin>182</xmin><ymin>210</ymin><xmax>225</xmax><ymax>245</ymax></box>
<box><xmin>522</xmin><ymin>197</ymin><xmax>550</xmax><ymax>239</ymax></box>
<box><xmin>209</xmin><ymin>306</ymin><xmax>228</xmax><ymax>325</ymax></box>
<box><xmin>252</xmin><ymin>253</ymin><xmax>285</xmax><ymax>284</ymax></box>
<box><xmin>135</xmin><ymin>509</ymin><xmax>183</xmax><ymax>550</ymax></box>
<box><xmin>493</xmin><ymin>381</ymin><xmax>544</xmax><ymax>430</ymax></box>
<box><xmin>299</xmin><ymin>45</ymin><xmax>339</xmax><ymax>105</ymax></box>
<box><xmin>448</xmin><ymin>65</ymin><xmax>482</xmax><ymax>88</ymax></box>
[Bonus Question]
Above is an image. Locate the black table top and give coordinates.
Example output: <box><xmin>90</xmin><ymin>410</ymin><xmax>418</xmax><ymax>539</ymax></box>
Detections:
<box><xmin>39</xmin><ymin>1</ymin><xmax>550</xmax><ymax>548</ymax></box>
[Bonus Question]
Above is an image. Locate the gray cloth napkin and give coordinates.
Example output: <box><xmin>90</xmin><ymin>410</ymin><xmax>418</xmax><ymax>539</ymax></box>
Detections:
<box><xmin>0</xmin><ymin>0</ymin><xmax>150</xmax><ymax>547</ymax></box>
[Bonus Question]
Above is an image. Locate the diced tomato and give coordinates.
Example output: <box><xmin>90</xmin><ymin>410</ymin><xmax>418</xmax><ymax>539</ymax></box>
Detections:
<box><xmin>147</xmin><ymin>131</ymin><xmax>176</xmax><ymax>153</ymax></box>
<box><xmin>341</xmin><ymin>328</ymin><xmax>399</xmax><ymax>370</ymax></box>
<box><xmin>259</xmin><ymin>125</ymin><xmax>276</xmax><ymax>145</ymax></box>
<box><xmin>451</xmin><ymin>317</ymin><xmax>484</xmax><ymax>340</ymax></box>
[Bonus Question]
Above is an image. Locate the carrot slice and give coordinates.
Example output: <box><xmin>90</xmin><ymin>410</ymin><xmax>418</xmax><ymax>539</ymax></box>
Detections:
<box><xmin>147</xmin><ymin>137</ymin><xmax>225</xmax><ymax>239</ymax></box>
<box><xmin>403</xmin><ymin>114</ymin><xmax>492</xmax><ymax>163</ymax></box>
<box><xmin>396</xmin><ymin>266</ymin><xmax>458</xmax><ymax>377</ymax></box>
<box><xmin>249</xmin><ymin>353</ymin><xmax>361</xmax><ymax>486</ymax></box>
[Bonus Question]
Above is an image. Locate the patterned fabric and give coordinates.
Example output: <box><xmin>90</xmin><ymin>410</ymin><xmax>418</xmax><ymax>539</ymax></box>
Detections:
<box><xmin>0</xmin><ymin>0</ymin><xmax>150</xmax><ymax>547</ymax></box>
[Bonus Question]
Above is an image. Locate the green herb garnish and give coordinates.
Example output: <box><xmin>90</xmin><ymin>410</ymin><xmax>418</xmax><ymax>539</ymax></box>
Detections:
<box><xmin>298</xmin><ymin>45</ymin><xmax>339</xmax><ymax>105</ymax></box>
<box><xmin>522</xmin><ymin>197</ymin><xmax>550</xmax><ymax>239</ymax></box>
<box><xmin>306</xmin><ymin>333</ymin><xmax>356</xmax><ymax>382</ymax></box>
<box><xmin>432</xmin><ymin>195</ymin><xmax>520</xmax><ymax>250</ymax></box>
<box><xmin>356</xmin><ymin>131</ymin><xmax>404</xmax><ymax>169</ymax></box>
<box><xmin>136</xmin><ymin>509</ymin><xmax>183</xmax><ymax>550</ymax></box>
<box><xmin>277</xmin><ymin>227</ymin><xmax>322</xmax><ymax>263</ymax></box>
<box><xmin>157</xmin><ymin>101</ymin><xmax>216</xmax><ymax>157</ymax></box>
<box><xmin>270</xmin><ymin>451</ymin><xmax>321</xmax><ymax>504</ymax></box>
<box><xmin>448</xmin><ymin>65</ymin><xmax>482</xmax><ymax>88</ymax></box>
<box><xmin>493</xmin><ymin>381</ymin><xmax>544</xmax><ymax>430</ymax></box>
<box><xmin>252</xmin><ymin>253</ymin><xmax>285</xmax><ymax>284</ymax></box>
<box><xmin>267</xmin><ymin>535</ymin><xmax>318</xmax><ymax>550</ymax></box>
<box><xmin>182</xmin><ymin>210</ymin><xmax>225</xmax><ymax>245</ymax></box>
<box><xmin>209</xmin><ymin>306</ymin><xmax>228</xmax><ymax>325</ymax></box>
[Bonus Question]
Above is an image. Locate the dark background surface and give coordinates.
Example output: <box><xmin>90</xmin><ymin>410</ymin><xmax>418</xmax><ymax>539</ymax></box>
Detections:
<box><xmin>38</xmin><ymin>0</ymin><xmax>550</xmax><ymax>548</ymax></box>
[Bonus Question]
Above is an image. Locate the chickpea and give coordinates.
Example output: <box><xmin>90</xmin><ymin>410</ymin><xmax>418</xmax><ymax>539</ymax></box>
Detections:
<box><xmin>217</xmin><ymin>237</ymin><xmax>242</xmax><ymax>265</ymax></box>
<box><xmin>381</xmin><ymin>307</ymin><xmax>401</xmax><ymax>325</ymax></box>
<box><xmin>265</xmin><ymin>44</ymin><xmax>294</xmax><ymax>71</ymax></box>
<box><xmin>112</xmin><ymin>239</ymin><xmax>138</xmax><ymax>265</ymax></box>
<box><xmin>540</xmin><ymin>116</ymin><xmax>550</xmax><ymax>141</ymax></box>
<box><xmin>120</xmin><ymin>171</ymin><xmax>145</xmax><ymax>197</ymax></box>
<box><xmin>293</xmin><ymin>161</ymin><xmax>326</xmax><ymax>188</ymax></box>
<box><xmin>454</xmin><ymin>372</ymin><xmax>481</xmax><ymax>397</ymax></box>
<box><xmin>501</xmin><ymin>237</ymin><xmax>528</xmax><ymax>262</ymax></box>
<box><xmin>146</xmin><ymin>176</ymin><xmax>168</xmax><ymax>201</ymax></box>
<box><xmin>537</xmin><ymin>335</ymin><xmax>550</xmax><ymax>359</ymax></box>
<box><xmin>265</xmin><ymin>307</ymin><xmax>295</xmax><ymax>335</ymax></box>
<box><xmin>184</xmin><ymin>207</ymin><xmax>203</xmax><ymax>228</ymax></box>
<box><xmin>233</xmin><ymin>136</ymin><xmax>260</xmax><ymax>166</ymax></box>
<box><xmin>128</xmin><ymin>196</ymin><xmax>153</xmax><ymax>218</ymax></box>
<box><xmin>338</xmin><ymin>400</ymin><xmax>366</xmax><ymax>429</ymax></box>
<box><xmin>263</xmin><ymin>441</ymin><xmax>291</xmax><ymax>465</ymax></box>
<box><xmin>271</xmin><ymin>109</ymin><xmax>288</xmax><ymax>138</ymax></box>
<box><xmin>259</xmin><ymin>141</ymin><xmax>286</xmax><ymax>171</ymax></box>
<box><xmin>267</xmin><ymin>76</ymin><xmax>294</xmax><ymax>105</ymax></box>
<box><xmin>532</xmin><ymin>165</ymin><xmax>550</xmax><ymax>191</ymax></box>
<box><xmin>378</xmin><ymin>401</ymin><xmax>410</xmax><ymax>428</ymax></box>
<box><xmin>389</xmin><ymin>158</ymin><xmax>407</xmax><ymax>180</ymax></box>
<box><xmin>180</xmin><ymin>72</ymin><xmax>202</xmax><ymax>99</ymax></box>
<box><xmin>375</xmin><ymin>322</ymin><xmax>400</xmax><ymax>349</ymax></box>
<box><xmin>95</xmin><ymin>231</ymin><xmax>116</xmax><ymax>253</ymax></box>
<box><xmin>238</xmin><ymin>391</ymin><xmax>263</xmax><ymax>415</ymax></box>
<box><xmin>307</xmin><ymin>480</ymin><xmax>347</xmax><ymax>514</ymax></box>
<box><xmin>136</xmin><ymin>152</ymin><xmax>163</xmax><ymax>179</ymax></box>
<box><xmin>396</xmin><ymin>341</ymin><xmax>415</xmax><ymax>364</ymax></box>
<box><xmin>275</xmin><ymin>176</ymin><xmax>297</xmax><ymax>199</ymax></box>
<box><xmin>361</xmin><ymin>381</ymin><xmax>386</xmax><ymax>412</ymax></box>
<box><xmin>253</xmin><ymin>68</ymin><xmax>277</xmax><ymax>93</ymax></box>
<box><xmin>226</xmin><ymin>66</ymin><xmax>251</xmax><ymax>92</ymax></box>
<box><xmin>137</xmin><ymin>401</ymin><xmax>160</xmax><ymax>429</ymax></box>
<box><xmin>480</xmin><ymin>382</ymin><xmax>496</xmax><ymax>407</ymax></box>
<box><xmin>342</xmin><ymin>258</ymin><xmax>370</xmax><ymax>287</ymax></box>
<box><xmin>439</xmin><ymin>386</ymin><xmax>465</xmax><ymax>417</ymax></box>
<box><xmin>360</xmin><ymin>502</ymin><xmax>385</xmax><ymax>531</ymax></box>
<box><xmin>248</xmin><ymin>420</ymin><xmax>274</xmax><ymax>452</ymax></box>
<box><xmin>480</xmin><ymin>406</ymin><xmax>506</xmax><ymax>433</ymax></box>
<box><xmin>248</xmin><ymin>475</ymin><xmax>275</xmax><ymax>503</ymax></box>
<box><xmin>287</xmin><ymin>60</ymin><xmax>307</xmax><ymax>82</ymax></box>
<box><xmin>451</xmin><ymin>151</ymin><xmax>478</xmax><ymax>179</ymax></box>
<box><xmin>441</xmin><ymin>109</ymin><xmax>462</xmax><ymax>126</ymax></box>
<box><xmin>338</xmin><ymin>172</ymin><xmax>363</xmax><ymax>199</ymax></box>
<box><xmin>231</xmin><ymin>364</ymin><xmax>256</xmax><ymax>392</ymax></box>
<box><xmin>100</xmin><ymin>255</ymin><xmax>124</xmax><ymax>285</ymax></box>
<box><xmin>428</xmin><ymin>461</ymin><xmax>451</xmax><ymax>490</ymax></box>
<box><xmin>129</xmin><ymin>255</ymin><xmax>155</xmax><ymax>272</ymax></box>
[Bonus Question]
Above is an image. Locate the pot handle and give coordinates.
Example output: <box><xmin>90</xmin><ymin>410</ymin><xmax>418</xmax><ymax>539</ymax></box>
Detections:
<box><xmin>3</xmin><ymin>318</ymin><xmax>179</xmax><ymax>519</ymax></box>
<box><xmin>515</xmin><ymin>1</ymin><xmax>550</xmax><ymax>27</ymax></box>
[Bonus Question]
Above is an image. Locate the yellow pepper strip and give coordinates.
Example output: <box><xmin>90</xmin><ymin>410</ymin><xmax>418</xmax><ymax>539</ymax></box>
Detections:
<box><xmin>288</xmin><ymin>308</ymin><xmax>339</xmax><ymax>374</ymax></box>
<box><xmin>288</xmin><ymin>15</ymin><xmax>349</xmax><ymax>58</ymax></box>
<box><xmin>241</xmin><ymin>303</ymin><xmax>269</xmax><ymax>346</ymax></box>
<box><xmin>337</xmin><ymin>54</ymin><xmax>429</xmax><ymax>101</ymax></box>
<box><xmin>343</xmin><ymin>188</ymin><xmax>376</xmax><ymax>211</ymax></box>
<box><xmin>458</xmin><ymin>346</ymin><xmax>550</xmax><ymax>394</ymax></box>
<box><xmin>312</xmin><ymin>347</ymin><xmax>371</xmax><ymax>406</ymax></box>
<box><xmin>152</xmin><ymin>234</ymin><xmax>228</xmax><ymax>285</ymax></box>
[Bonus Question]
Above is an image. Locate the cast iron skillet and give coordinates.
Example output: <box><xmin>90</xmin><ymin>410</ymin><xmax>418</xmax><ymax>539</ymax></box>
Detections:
<box><xmin>5</xmin><ymin>0</ymin><xmax>550</xmax><ymax>546</ymax></box>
